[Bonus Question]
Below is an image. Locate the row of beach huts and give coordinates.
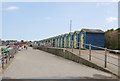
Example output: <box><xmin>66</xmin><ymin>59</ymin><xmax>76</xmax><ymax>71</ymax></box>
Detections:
<box><xmin>34</xmin><ymin>29</ymin><xmax>105</xmax><ymax>49</ymax></box>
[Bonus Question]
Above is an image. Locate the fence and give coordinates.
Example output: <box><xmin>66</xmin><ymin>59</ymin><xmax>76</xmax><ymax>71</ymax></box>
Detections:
<box><xmin>0</xmin><ymin>55</ymin><xmax>2</xmax><ymax>68</ymax></box>
<box><xmin>36</xmin><ymin>45</ymin><xmax>118</xmax><ymax>76</ymax></box>
<box><xmin>1</xmin><ymin>46</ymin><xmax>18</xmax><ymax>69</ymax></box>
<box><xmin>40</xmin><ymin>41</ymin><xmax>119</xmax><ymax>76</ymax></box>
<box><xmin>75</xmin><ymin>42</ymin><xmax>119</xmax><ymax>68</ymax></box>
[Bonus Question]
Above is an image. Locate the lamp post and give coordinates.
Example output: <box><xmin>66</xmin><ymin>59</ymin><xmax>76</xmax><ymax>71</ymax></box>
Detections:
<box><xmin>70</xmin><ymin>20</ymin><xmax>72</xmax><ymax>32</ymax></box>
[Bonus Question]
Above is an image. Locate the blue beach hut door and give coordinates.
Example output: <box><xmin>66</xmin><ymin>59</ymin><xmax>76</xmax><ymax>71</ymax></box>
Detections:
<box><xmin>68</xmin><ymin>36</ymin><xmax>70</xmax><ymax>48</ymax></box>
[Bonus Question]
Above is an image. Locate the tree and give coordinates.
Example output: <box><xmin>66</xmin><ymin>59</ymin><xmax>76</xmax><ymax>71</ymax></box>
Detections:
<box><xmin>21</xmin><ymin>40</ymin><xmax>24</xmax><ymax>42</ymax></box>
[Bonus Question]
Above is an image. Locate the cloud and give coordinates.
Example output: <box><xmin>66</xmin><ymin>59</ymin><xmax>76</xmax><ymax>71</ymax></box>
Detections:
<box><xmin>1</xmin><ymin>0</ymin><xmax>120</xmax><ymax>2</ymax></box>
<box><xmin>105</xmin><ymin>17</ymin><xmax>117</xmax><ymax>23</ymax></box>
<box><xmin>5</xmin><ymin>6</ymin><xmax>19</xmax><ymax>10</ymax></box>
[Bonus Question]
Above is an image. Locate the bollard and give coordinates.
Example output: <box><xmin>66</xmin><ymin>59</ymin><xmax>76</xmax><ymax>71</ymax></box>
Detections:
<box><xmin>89</xmin><ymin>44</ymin><xmax>92</xmax><ymax>60</ymax></box>
<box><xmin>104</xmin><ymin>48</ymin><xmax>107</xmax><ymax>68</ymax></box>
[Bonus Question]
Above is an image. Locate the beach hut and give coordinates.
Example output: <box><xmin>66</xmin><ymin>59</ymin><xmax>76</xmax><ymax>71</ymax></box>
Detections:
<box><xmin>63</xmin><ymin>34</ymin><xmax>69</xmax><ymax>48</ymax></box>
<box><xmin>58</xmin><ymin>35</ymin><xmax>62</xmax><ymax>48</ymax></box>
<box><xmin>79</xmin><ymin>29</ymin><xmax>104</xmax><ymax>49</ymax></box>
<box><xmin>49</xmin><ymin>38</ymin><xmax>52</xmax><ymax>47</ymax></box>
<box><xmin>73</xmin><ymin>31</ymin><xmax>80</xmax><ymax>49</ymax></box>
<box><xmin>60</xmin><ymin>34</ymin><xmax>64</xmax><ymax>48</ymax></box>
<box><xmin>51</xmin><ymin>37</ymin><xmax>56</xmax><ymax>47</ymax></box>
<box><xmin>54</xmin><ymin>36</ymin><xmax>59</xmax><ymax>47</ymax></box>
<box><xmin>68</xmin><ymin>32</ymin><xmax>74</xmax><ymax>48</ymax></box>
<box><xmin>57</xmin><ymin>35</ymin><xmax>61</xmax><ymax>47</ymax></box>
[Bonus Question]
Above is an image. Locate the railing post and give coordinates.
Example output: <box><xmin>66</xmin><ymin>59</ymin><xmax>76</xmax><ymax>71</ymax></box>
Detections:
<box><xmin>89</xmin><ymin>44</ymin><xmax>92</xmax><ymax>60</ymax></box>
<box><xmin>105</xmin><ymin>48</ymin><xmax>107</xmax><ymax>68</ymax></box>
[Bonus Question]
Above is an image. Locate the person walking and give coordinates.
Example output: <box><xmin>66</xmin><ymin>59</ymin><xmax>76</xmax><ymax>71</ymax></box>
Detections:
<box><xmin>26</xmin><ymin>45</ymin><xmax>27</xmax><ymax>50</ymax></box>
<box><xmin>24</xmin><ymin>45</ymin><xmax>27</xmax><ymax>50</ymax></box>
<box><xmin>24</xmin><ymin>45</ymin><xmax>26</xmax><ymax>49</ymax></box>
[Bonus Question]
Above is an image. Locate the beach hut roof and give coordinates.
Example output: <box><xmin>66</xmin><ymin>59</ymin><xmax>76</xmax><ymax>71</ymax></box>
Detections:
<box><xmin>61</xmin><ymin>34</ymin><xmax>65</xmax><ymax>36</ymax></box>
<box><xmin>57</xmin><ymin>35</ymin><xmax>62</xmax><ymax>38</ymax></box>
<box><xmin>74</xmin><ymin>31</ymin><xmax>80</xmax><ymax>34</ymax></box>
<box><xmin>81</xmin><ymin>29</ymin><xmax>104</xmax><ymax>33</ymax></box>
<box><xmin>64</xmin><ymin>33</ymin><xmax>69</xmax><ymax>36</ymax></box>
<box><xmin>69</xmin><ymin>32</ymin><xmax>74</xmax><ymax>35</ymax></box>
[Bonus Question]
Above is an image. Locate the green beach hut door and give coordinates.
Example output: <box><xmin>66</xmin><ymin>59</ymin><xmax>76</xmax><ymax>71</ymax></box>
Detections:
<box><xmin>80</xmin><ymin>34</ymin><xmax>84</xmax><ymax>49</ymax></box>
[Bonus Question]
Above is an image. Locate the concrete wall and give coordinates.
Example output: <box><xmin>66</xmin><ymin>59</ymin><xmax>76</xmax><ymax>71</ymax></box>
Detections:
<box><xmin>37</xmin><ymin>46</ymin><xmax>118</xmax><ymax>77</ymax></box>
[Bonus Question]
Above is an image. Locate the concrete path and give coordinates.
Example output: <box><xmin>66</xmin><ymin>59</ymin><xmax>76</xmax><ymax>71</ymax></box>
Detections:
<box><xmin>3</xmin><ymin>47</ymin><xmax>115</xmax><ymax>79</ymax></box>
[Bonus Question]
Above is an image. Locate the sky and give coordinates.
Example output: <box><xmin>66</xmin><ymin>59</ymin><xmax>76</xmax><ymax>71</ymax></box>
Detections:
<box><xmin>2</xmin><ymin>0</ymin><xmax>120</xmax><ymax>2</ymax></box>
<box><xmin>2</xmin><ymin>2</ymin><xmax>118</xmax><ymax>41</ymax></box>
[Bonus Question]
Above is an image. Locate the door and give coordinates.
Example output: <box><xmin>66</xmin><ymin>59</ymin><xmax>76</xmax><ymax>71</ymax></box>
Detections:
<box><xmin>68</xmin><ymin>36</ymin><xmax>70</xmax><ymax>48</ymax></box>
<box><xmin>74</xmin><ymin>35</ymin><xmax>77</xmax><ymax>48</ymax></box>
<box><xmin>80</xmin><ymin>34</ymin><xmax>84</xmax><ymax>48</ymax></box>
<box><xmin>64</xmin><ymin>37</ymin><xmax>66</xmax><ymax>48</ymax></box>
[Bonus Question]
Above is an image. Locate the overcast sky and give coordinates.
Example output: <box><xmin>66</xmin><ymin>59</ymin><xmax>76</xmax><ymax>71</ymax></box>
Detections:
<box><xmin>2</xmin><ymin>2</ymin><xmax>118</xmax><ymax>41</ymax></box>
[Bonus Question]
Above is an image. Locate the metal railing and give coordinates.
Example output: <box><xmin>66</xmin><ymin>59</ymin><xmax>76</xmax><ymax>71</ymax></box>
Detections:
<box><xmin>0</xmin><ymin>55</ymin><xmax>2</xmax><ymax>68</ymax></box>
<box><xmin>0</xmin><ymin>46</ymin><xmax>18</xmax><ymax>69</ymax></box>
<box><xmin>41</xmin><ymin>41</ymin><xmax>119</xmax><ymax>69</ymax></box>
<box><xmin>71</xmin><ymin>41</ymin><xmax>119</xmax><ymax>69</ymax></box>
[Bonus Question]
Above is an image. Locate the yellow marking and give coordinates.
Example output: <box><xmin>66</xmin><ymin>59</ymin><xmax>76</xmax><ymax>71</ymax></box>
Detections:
<box><xmin>74</xmin><ymin>35</ymin><xmax>76</xmax><ymax>48</ymax></box>
<box><xmin>80</xmin><ymin>34</ymin><xmax>84</xmax><ymax>48</ymax></box>
<box><xmin>64</xmin><ymin>37</ymin><xmax>66</xmax><ymax>47</ymax></box>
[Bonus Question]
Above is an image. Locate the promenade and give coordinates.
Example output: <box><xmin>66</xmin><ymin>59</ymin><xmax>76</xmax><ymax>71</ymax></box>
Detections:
<box><xmin>2</xmin><ymin>47</ymin><xmax>116</xmax><ymax>79</ymax></box>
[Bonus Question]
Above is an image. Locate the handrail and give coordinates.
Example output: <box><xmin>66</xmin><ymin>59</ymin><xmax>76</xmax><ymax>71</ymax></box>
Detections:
<box><xmin>37</xmin><ymin>41</ymin><xmax>119</xmax><ymax>68</ymax></box>
<box><xmin>69</xmin><ymin>41</ymin><xmax>119</xmax><ymax>68</ymax></box>
<box><xmin>1</xmin><ymin>46</ymin><xmax>18</xmax><ymax>69</ymax></box>
<box><xmin>107</xmin><ymin>55</ymin><xmax>120</xmax><ymax>60</ymax></box>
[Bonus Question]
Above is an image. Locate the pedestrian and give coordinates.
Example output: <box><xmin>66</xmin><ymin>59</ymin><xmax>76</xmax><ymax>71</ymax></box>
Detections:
<box><xmin>24</xmin><ymin>45</ymin><xmax>26</xmax><ymax>49</ymax></box>
<box><xmin>26</xmin><ymin>46</ymin><xmax>27</xmax><ymax>50</ymax></box>
<box><xmin>24</xmin><ymin>45</ymin><xmax>27</xmax><ymax>50</ymax></box>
